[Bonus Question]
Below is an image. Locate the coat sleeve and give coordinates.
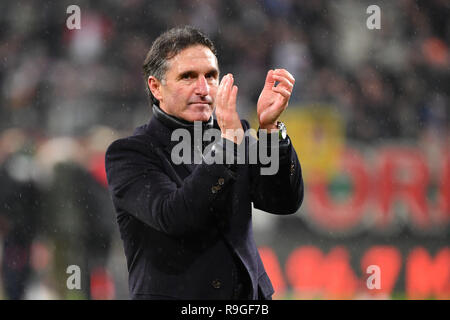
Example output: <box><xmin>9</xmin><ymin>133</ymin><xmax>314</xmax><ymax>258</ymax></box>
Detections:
<box><xmin>246</xmin><ymin>120</ymin><xmax>304</xmax><ymax>215</ymax></box>
<box><xmin>105</xmin><ymin>136</ymin><xmax>237</xmax><ymax>237</ymax></box>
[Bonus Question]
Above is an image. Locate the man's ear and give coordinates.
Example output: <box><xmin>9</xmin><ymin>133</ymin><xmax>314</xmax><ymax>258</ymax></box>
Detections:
<box><xmin>148</xmin><ymin>76</ymin><xmax>163</xmax><ymax>102</ymax></box>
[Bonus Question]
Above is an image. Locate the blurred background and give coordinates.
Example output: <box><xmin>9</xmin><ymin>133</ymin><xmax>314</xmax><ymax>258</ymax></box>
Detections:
<box><xmin>0</xmin><ymin>0</ymin><xmax>448</xmax><ymax>299</ymax></box>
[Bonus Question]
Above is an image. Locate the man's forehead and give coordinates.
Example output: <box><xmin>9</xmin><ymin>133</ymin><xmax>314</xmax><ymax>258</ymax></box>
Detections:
<box><xmin>168</xmin><ymin>45</ymin><xmax>218</xmax><ymax>72</ymax></box>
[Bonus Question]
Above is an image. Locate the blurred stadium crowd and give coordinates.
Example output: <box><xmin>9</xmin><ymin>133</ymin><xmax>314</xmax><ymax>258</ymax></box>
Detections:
<box><xmin>0</xmin><ymin>0</ymin><xmax>448</xmax><ymax>299</ymax></box>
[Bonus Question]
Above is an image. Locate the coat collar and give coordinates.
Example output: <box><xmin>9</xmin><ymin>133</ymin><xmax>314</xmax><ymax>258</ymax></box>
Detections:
<box><xmin>138</xmin><ymin>105</ymin><xmax>214</xmax><ymax>146</ymax></box>
<box><xmin>151</xmin><ymin>104</ymin><xmax>214</xmax><ymax>132</ymax></box>
<box><xmin>136</xmin><ymin>105</ymin><xmax>216</xmax><ymax>173</ymax></box>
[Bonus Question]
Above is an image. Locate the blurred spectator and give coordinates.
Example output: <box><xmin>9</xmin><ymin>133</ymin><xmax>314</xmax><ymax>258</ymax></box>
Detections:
<box><xmin>0</xmin><ymin>129</ymin><xmax>40</xmax><ymax>299</ymax></box>
<box><xmin>33</xmin><ymin>129</ymin><xmax>116</xmax><ymax>299</ymax></box>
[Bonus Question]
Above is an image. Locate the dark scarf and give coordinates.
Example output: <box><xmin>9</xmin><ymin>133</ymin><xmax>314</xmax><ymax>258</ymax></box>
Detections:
<box><xmin>152</xmin><ymin>104</ymin><xmax>214</xmax><ymax>132</ymax></box>
<box><xmin>152</xmin><ymin>104</ymin><xmax>216</xmax><ymax>156</ymax></box>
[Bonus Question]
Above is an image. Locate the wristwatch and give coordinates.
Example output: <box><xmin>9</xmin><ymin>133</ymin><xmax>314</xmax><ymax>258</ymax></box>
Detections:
<box><xmin>277</xmin><ymin>121</ymin><xmax>287</xmax><ymax>140</ymax></box>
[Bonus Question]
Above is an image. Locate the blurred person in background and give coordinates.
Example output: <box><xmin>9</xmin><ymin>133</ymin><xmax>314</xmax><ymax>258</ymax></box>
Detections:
<box><xmin>105</xmin><ymin>26</ymin><xmax>304</xmax><ymax>300</ymax></box>
<box><xmin>0</xmin><ymin>129</ymin><xmax>40</xmax><ymax>299</ymax></box>
<box><xmin>35</xmin><ymin>129</ymin><xmax>116</xmax><ymax>300</ymax></box>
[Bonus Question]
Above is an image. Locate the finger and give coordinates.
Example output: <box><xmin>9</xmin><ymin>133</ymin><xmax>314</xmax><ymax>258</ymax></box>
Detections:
<box><xmin>229</xmin><ymin>85</ymin><xmax>238</xmax><ymax>112</ymax></box>
<box><xmin>263</xmin><ymin>70</ymin><xmax>275</xmax><ymax>89</ymax></box>
<box><xmin>215</xmin><ymin>76</ymin><xmax>225</xmax><ymax>108</ymax></box>
<box><xmin>272</xmin><ymin>86</ymin><xmax>291</xmax><ymax>99</ymax></box>
<box><xmin>273</xmin><ymin>69</ymin><xmax>295</xmax><ymax>85</ymax></box>
<box><xmin>217</xmin><ymin>74</ymin><xmax>229</xmax><ymax>110</ymax></box>
<box><xmin>272</xmin><ymin>74</ymin><xmax>294</xmax><ymax>91</ymax></box>
<box><xmin>223</xmin><ymin>74</ymin><xmax>234</xmax><ymax>109</ymax></box>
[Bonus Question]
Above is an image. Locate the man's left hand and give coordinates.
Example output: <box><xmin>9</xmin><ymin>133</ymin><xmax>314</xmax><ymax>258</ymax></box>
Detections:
<box><xmin>257</xmin><ymin>69</ymin><xmax>295</xmax><ymax>131</ymax></box>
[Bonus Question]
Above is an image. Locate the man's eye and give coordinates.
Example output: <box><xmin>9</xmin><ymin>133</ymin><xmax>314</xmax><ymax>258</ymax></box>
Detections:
<box><xmin>206</xmin><ymin>74</ymin><xmax>218</xmax><ymax>82</ymax></box>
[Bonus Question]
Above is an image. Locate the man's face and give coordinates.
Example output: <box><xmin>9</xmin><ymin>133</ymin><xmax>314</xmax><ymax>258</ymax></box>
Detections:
<box><xmin>149</xmin><ymin>45</ymin><xmax>219</xmax><ymax>122</ymax></box>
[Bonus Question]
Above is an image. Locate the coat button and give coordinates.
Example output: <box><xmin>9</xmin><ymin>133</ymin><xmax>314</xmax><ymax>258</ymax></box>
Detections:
<box><xmin>211</xmin><ymin>279</ymin><xmax>222</xmax><ymax>289</ymax></box>
<box><xmin>218</xmin><ymin>178</ymin><xmax>225</xmax><ymax>185</ymax></box>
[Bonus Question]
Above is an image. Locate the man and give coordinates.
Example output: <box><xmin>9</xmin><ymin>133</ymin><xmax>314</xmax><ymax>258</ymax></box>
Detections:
<box><xmin>105</xmin><ymin>26</ymin><xmax>304</xmax><ymax>300</ymax></box>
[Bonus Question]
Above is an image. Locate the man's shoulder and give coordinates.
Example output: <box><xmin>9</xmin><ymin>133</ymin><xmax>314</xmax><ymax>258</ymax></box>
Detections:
<box><xmin>104</xmin><ymin>133</ymin><xmax>164</xmax><ymax>182</ymax></box>
<box><xmin>105</xmin><ymin>126</ymin><xmax>158</xmax><ymax>160</ymax></box>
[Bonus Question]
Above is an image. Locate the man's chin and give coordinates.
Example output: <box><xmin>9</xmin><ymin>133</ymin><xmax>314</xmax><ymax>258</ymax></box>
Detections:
<box><xmin>188</xmin><ymin>114</ymin><xmax>211</xmax><ymax>122</ymax></box>
<box><xmin>184</xmin><ymin>106</ymin><xmax>212</xmax><ymax>122</ymax></box>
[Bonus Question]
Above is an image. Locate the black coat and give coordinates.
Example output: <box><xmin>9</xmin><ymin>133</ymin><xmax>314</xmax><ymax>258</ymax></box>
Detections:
<box><xmin>105</xmin><ymin>108</ymin><xmax>304</xmax><ymax>300</ymax></box>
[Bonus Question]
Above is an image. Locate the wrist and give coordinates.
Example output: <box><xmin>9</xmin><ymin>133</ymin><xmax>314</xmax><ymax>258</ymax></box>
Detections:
<box><xmin>259</xmin><ymin>122</ymin><xmax>278</xmax><ymax>132</ymax></box>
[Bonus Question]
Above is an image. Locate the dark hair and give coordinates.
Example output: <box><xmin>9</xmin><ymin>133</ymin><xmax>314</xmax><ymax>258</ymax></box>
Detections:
<box><xmin>142</xmin><ymin>26</ymin><xmax>218</xmax><ymax>106</ymax></box>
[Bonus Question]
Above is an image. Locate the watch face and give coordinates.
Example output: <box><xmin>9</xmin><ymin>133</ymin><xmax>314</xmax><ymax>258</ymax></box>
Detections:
<box><xmin>278</xmin><ymin>122</ymin><xmax>287</xmax><ymax>140</ymax></box>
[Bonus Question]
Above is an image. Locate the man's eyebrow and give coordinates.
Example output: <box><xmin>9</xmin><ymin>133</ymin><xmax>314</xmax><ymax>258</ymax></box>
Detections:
<box><xmin>177</xmin><ymin>69</ymin><xmax>219</xmax><ymax>79</ymax></box>
<box><xmin>205</xmin><ymin>69</ymin><xmax>219</xmax><ymax>77</ymax></box>
<box><xmin>178</xmin><ymin>70</ymin><xmax>197</xmax><ymax>79</ymax></box>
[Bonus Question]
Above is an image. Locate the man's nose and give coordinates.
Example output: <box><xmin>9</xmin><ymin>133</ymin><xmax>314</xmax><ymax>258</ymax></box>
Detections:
<box><xmin>194</xmin><ymin>76</ymin><xmax>209</xmax><ymax>96</ymax></box>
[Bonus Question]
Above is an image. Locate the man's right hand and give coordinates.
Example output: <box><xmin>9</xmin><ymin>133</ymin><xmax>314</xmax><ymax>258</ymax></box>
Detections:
<box><xmin>215</xmin><ymin>74</ymin><xmax>244</xmax><ymax>144</ymax></box>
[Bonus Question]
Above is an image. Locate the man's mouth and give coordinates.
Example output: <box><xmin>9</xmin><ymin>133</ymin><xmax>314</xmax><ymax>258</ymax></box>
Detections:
<box><xmin>189</xmin><ymin>102</ymin><xmax>211</xmax><ymax>105</ymax></box>
<box><xmin>188</xmin><ymin>102</ymin><xmax>212</xmax><ymax>108</ymax></box>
